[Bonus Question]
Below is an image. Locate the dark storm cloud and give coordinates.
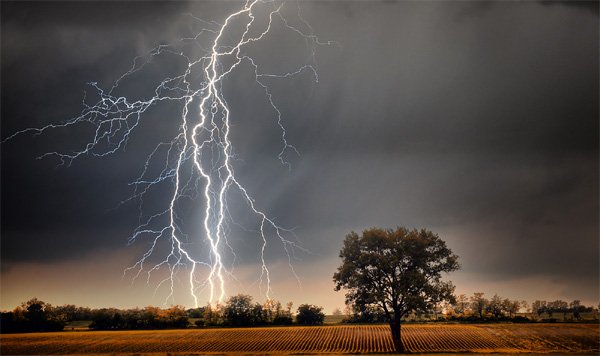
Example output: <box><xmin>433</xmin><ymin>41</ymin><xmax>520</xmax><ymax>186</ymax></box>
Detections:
<box><xmin>453</xmin><ymin>1</ymin><xmax>495</xmax><ymax>21</ymax></box>
<box><xmin>540</xmin><ymin>0</ymin><xmax>599</xmax><ymax>15</ymax></box>
<box><xmin>261</xmin><ymin>1</ymin><xmax>598</xmax><ymax>283</ymax></box>
<box><xmin>298</xmin><ymin>1</ymin><xmax>597</xmax><ymax>156</ymax></box>
<box><xmin>1</xmin><ymin>1</ymin><xmax>191</xmax><ymax>263</ymax></box>
<box><xmin>2</xmin><ymin>0</ymin><xmax>598</xmax><ymax>303</ymax></box>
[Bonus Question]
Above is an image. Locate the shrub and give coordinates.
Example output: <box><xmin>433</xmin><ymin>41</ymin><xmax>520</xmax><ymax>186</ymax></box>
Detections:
<box><xmin>272</xmin><ymin>314</ymin><xmax>293</xmax><ymax>325</ymax></box>
<box><xmin>296</xmin><ymin>304</ymin><xmax>325</xmax><ymax>325</ymax></box>
<box><xmin>0</xmin><ymin>299</ymin><xmax>66</xmax><ymax>333</ymax></box>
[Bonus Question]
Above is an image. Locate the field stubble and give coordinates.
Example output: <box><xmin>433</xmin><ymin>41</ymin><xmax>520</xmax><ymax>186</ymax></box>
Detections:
<box><xmin>1</xmin><ymin>323</ymin><xmax>598</xmax><ymax>354</ymax></box>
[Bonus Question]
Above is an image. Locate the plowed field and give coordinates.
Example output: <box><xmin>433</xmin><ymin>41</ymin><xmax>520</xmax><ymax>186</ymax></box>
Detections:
<box><xmin>1</xmin><ymin>323</ymin><xmax>598</xmax><ymax>354</ymax></box>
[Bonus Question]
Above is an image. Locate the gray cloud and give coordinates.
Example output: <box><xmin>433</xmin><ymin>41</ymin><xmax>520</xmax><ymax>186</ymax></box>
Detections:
<box><xmin>540</xmin><ymin>0</ymin><xmax>599</xmax><ymax>15</ymax></box>
<box><xmin>2</xmin><ymin>1</ymin><xmax>597</xmax><ymax>306</ymax></box>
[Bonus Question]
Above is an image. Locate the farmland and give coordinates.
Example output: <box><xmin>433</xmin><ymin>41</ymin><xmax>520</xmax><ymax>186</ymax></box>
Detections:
<box><xmin>1</xmin><ymin>323</ymin><xmax>598</xmax><ymax>354</ymax></box>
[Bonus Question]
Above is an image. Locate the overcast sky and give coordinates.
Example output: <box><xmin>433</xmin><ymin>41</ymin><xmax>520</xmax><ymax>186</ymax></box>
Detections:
<box><xmin>1</xmin><ymin>0</ymin><xmax>598</xmax><ymax>311</ymax></box>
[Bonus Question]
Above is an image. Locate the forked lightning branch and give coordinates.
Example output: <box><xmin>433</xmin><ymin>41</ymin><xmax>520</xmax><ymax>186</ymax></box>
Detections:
<box><xmin>3</xmin><ymin>0</ymin><xmax>332</xmax><ymax>307</ymax></box>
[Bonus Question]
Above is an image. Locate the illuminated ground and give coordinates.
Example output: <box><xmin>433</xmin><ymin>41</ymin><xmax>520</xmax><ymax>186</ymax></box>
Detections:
<box><xmin>1</xmin><ymin>323</ymin><xmax>598</xmax><ymax>354</ymax></box>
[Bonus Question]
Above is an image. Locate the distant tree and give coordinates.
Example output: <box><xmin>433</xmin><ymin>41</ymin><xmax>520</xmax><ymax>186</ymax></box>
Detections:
<box><xmin>502</xmin><ymin>299</ymin><xmax>520</xmax><ymax>319</ymax></box>
<box><xmin>121</xmin><ymin>308</ymin><xmax>143</xmax><ymax>329</ymax></box>
<box><xmin>203</xmin><ymin>303</ymin><xmax>223</xmax><ymax>326</ymax></box>
<box><xmin>332</xmin><ymin>308</ymin><xmax>343</xmax><ymax>316</ymax></box>
<box><xmin>12</xmin><ymin>306</ymin><xmax>26</xmax><ymax>323</ymax></box>
<box><xmin>164</xmin><ymin>306</ymin><xmax>189</xmax><ymax>328</ymax></box>
<box><xmin>452</xmin><ymin>294</ymin><xmax>470</xmax><ymax>316</ymax></box>
<box><xmin>262</xmin><ymin>299</ymin><xmax>276</xmax><ymax>322</ymax></box>
<box><xmin>545</xmin><ymin>302</ymin><xmax>555</xmax><ymax>318</ymax></box>
<box><xmin>559</xmin><ymin>300</ymin><xmax>569</xmax><ymax>319</ymax></box>
<box><xmin>470</xmin><ymin>293</ymin><xmax>489</xmax><ymax>320</ymax></box>
<box><xmin>270</xmin><ymin>301</ymin><xmax>293</xmax><ymax>325</ymax></box>
<box><xmin>344</xmin><ymin>303</ymin><xmax>386</xmax><ymax>323</ymax></box>
<box><xmin>255</xmin><ymin>299</ymin><xmax>291</xmax><ymax>325</ymax></box>
<box><xmin>187</xmin><ymin>307</ymin><xmax>205</xmax><ymax>319</ymax></box>
<box><xmin>272</xmin><ymin>304</ymin><xmax>293</xmax><ymax>325</ymax></box>
<box><xmin>23</xmin><ymin>298</ymin><xmax>48</xmax><ymax>327</ymax></box>
<box><xmin>51</xmin><ymin>304</ymin><xmax>78</xmax><ymax>322</ymax></box>
<box><xmin>296</xmin><ymin>304</ymin><xmax>325</xmax><ymax>325</ymax></box>
<box><xmin>547</xmin><ymin>300</ymin><xmax>568</xmax><ymax>320</ymax></box>
<box><xmin>439</xmin><ymin>300</ymin><xmax>454</xmax><ymax>319</ymax></box>
<box><xmin>251</xmin><ymin>302</ymin><xmax>268</xmax><ymax>325</ymax></box>
<box><xmin>223</xmin><ymin>294</ymin><xmax>256</xmax><ymax>326</ymax></box>
<box><xmin>343</xmin><ymin>304</ymin><xmax>354</xmax><ymax>320</ymax></box>
<box><xmin>333</xmin><ymin>227</ymin><xmax>459</xmax><ymax>352</ymax></box>
<box><xmin>67</xmin><ymin>306</ymin><xmax>92</xmax><ymax>321</ymax></box>
<box><xmin>142</xmin><ymin>306</ymin><xmax>163</xmax><ymax>328</ymax></box>
<box><xmin>487</xmin><ymin>294</ymin><xmax>504</xmax><ymax>319</ymax></box>
<box><xmin>532</xmin><ymin>300</ymin><xmax>547</xmax><ymax>319</ymax></box>
<box><xmin>520</xmin><ymin>300</ymin><xmax>529</xmax><ymax>314</ymax></box>
<box><xmin>3</xmin><ymin>298</ymin><xmax>66</xmax><ymax>332</ymax></box>
<box><xmin>90</xmin><ymin>308</ymin><xmax>118</xmax><ymax>330</ymax></box>
<box><xmin>89</xmin><ymin>306</ymin><xmax>188</xmax><ymax>330</ymax></box>
<box><xmin>570</xmin><ymin>300</ymin><xmax>585</xmax><ymax>320</ymax></box>
<box><xmin>434</xmin><ymin>302</ymin><xmax>445</xmax><ymax>320</ymax></box>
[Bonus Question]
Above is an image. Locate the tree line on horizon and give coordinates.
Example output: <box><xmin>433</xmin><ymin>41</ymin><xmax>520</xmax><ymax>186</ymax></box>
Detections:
<box><xmin>343</xmin><ymin>292</ymin><xmax>597</xmax><ymax>324</ymax></box>
<box><xmin>1</xmin><ymin>292</ymin><xmax>596</xmax><ymax>334</ymax></box>
<box><xmin>0</xmin><ymin>295</ymin><xmax>326</xmax><ymax>333</ymax></box>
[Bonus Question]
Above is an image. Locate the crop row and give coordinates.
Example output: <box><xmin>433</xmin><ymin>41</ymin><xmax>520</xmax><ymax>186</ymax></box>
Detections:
<box><xmin>1</xmin><ymin>324</ymin><xmax>598</xmax><ymax>354</ymax></box>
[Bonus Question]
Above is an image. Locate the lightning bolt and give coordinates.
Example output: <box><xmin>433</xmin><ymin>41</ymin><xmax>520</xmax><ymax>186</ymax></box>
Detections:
<box><xmin>3</xmin><ymin>0</ymin><xmax>333</xmax><ymax>307</ymax></box>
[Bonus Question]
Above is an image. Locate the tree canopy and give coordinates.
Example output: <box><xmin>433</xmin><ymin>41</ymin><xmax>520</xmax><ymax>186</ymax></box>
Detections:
<box><xmin>333</xmin><ymin>227</ymin><xmax>459</xmax><ymax>352</ymax></box>
<box><xmin>296</xmin><ymin>304</ymin><xmax>325</xmax><ymax>325</ymax></box>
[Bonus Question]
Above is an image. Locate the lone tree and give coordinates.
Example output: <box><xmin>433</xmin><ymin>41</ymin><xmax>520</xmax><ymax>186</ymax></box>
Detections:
<box><xmin>333</xmin><ymin>227</ymin><xmax>459</xmax><ymax>352</ymax></box>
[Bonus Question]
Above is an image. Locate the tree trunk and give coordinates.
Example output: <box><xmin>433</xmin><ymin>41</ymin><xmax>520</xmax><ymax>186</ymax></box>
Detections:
<box><xmin>389</xmin><ymin>318</ymin><xmax>404</xmax><ymax>353</ymax></box>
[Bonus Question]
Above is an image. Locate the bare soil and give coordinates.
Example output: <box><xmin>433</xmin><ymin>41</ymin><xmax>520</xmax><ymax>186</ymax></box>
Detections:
<box><xmin>1</xmin><ymin>323</ymin><xmax>598</xmax><ymax>354</ymax></box>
